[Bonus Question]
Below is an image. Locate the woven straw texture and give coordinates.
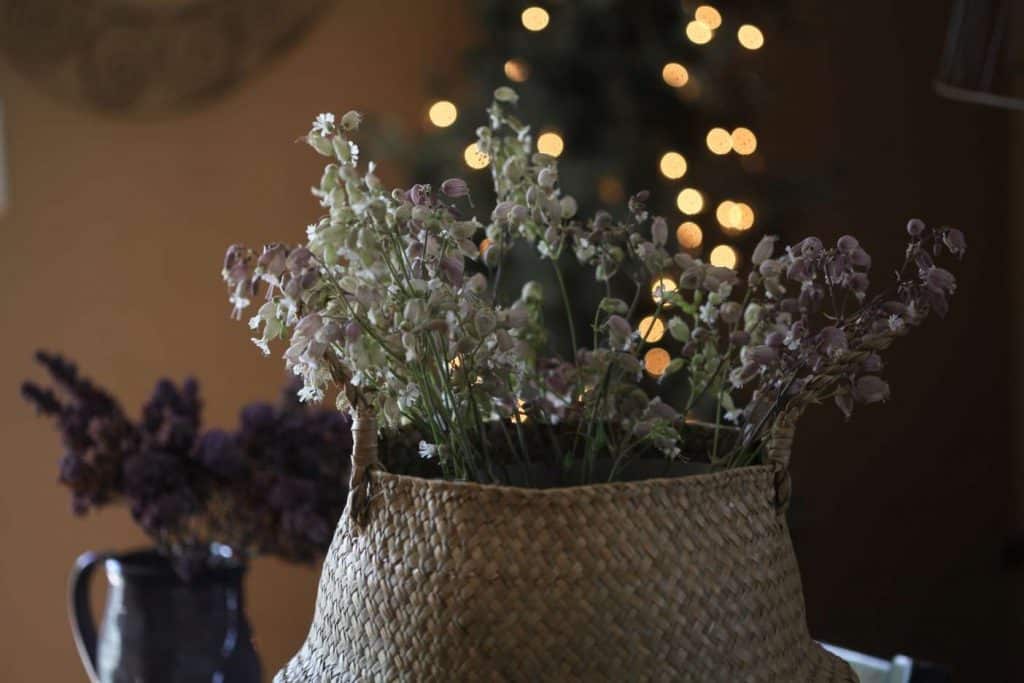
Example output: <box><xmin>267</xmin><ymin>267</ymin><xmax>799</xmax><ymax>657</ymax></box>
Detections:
<box><xmin>275</xmin><ymin>411</ymin><xmax>855</xmax><ymax>682</ymax></box>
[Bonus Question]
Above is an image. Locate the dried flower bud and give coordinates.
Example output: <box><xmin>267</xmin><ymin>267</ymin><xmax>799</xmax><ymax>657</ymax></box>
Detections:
<box><xmin>923</xmin><ymin>266</ymin><xmax>956</xmax><ymax>295</ymax></box>
<box><xmin>465</xmin><ymin>273</ymin><xmax>488</xmax><ymax>295</ymax></box>
<box><xmin>258</xmin><ymin>244</ymin><xmax>288</xmax><ymax>278</ymax></box>
<box><xmin>942</xmin><ymin>228</ymin><xmax>967</xmax><ymax>257</ymax></box>
<box><xmin>720</xmin><ymin>301</ymin><xmax>742</xmax><ymax>324</ymax></box>
<box><xmin>504</xmin><ymin>306</ymin><xmax>530</xmax><ymax>329</ymax></box>
<box><xmin>599</xmin><ymin>298</ymin><xmax>628</xmax><ymax>314</ymax></box>
<box><xmin>729</xmin><ymin>362</ymin><xmax>759</xmax><ymax>388</ymax></box>
<box><xmin>521</xmin><ymin>281</ymin><xmax>544</xmax><ymax>304</ymax></box>
<box><xmin>679</xmin><ymin>266</ymin><xmax>703</xmax><ymax>290</ymax></box>
<box><xmin>729</xmin><ymin>330</ymin><xmax>750</xmax><ymax>346</ymax></box>
<box><xmin>861</xmin><ymin>353</ymin><xmax>883</xmax><ymax>373</ymax></box>
<box><xmin>474</xmin><ymin>309</ymin><xmax>497</xmax><ymax>337</ymax></box>
<box><xmin>750</xmin><ymin>346</ymin><xmax>778</xmax><ymax>366</ymax></box>
<box><xmin>819</xmin><ymin>326</ymin><xmax>848</xmax><ymax>356</ymax></box>
<box><xmin>751</xmin><ymin>235</ymin><xmax>778</xmax><ymax>265</ymax></box>
<box><xmin>794</xmin><ymin>236</ymin><xmax>824</xmax><ymax>258</ymax></box>
<box><xmin>607</xmin><ymin>315</ymin><xmax>632</xmax><ymax>349</ymax></box>
<box><xmin>494</xmin><ymin>86</ymin><xmax>519</xmax><ymax>103</ymax></box>
<box><xmin>538</xmin><ymin>167</ymin><xmax>557</xmax><ymax>189</ymax></box>
<box><xmin>651</xmin><ymin>217</ymin><xmax>668</xmax><ymax>247</ymax></box>
<box><xmin>906</xmin><ymin>218</ymin><xmax>926</xmax><ymax>237</ymax></box>
<box><xmin>560</xmin><ymin>196</ymin><xmax>578</xmax><ymax>219</ymax></box>
<box><xmin>339</xmin><ymin>111</ymin><xmax>362</xmax><ymax>131</ymax></box>
<box><xmin>849</xmin><ymin>248</ymin><xmax>871</xmax><ymax>269</ymax></box>
<box><xmin>854</xmin><ymin>375</ymin><xmax>890</xmax><ymax>404</ymax></box>
<box><xmin>482</xmin><ymin>244</ymin><xmax>500</xmax><ymax>268</ymax></box>
<box><xmin>404</xmin><ymin>299</ymin><xmax>428</xmax><ymax>326</ymax></box>
<box><xmin>306</xmin><ymin>133</ymin><xmax>334</xmax><ymax>156</ymax></box>
<box><xmin>441</xmin><ymin>178</ymin><xmax>470</xmax><ymax>198</ymax></box>
<box><xmin>668</xmin><ymin>317</ymin><xmax>690</xmax><ymax>342</ymax></box>
<box><xmin>295</xmin><ymin>313</ymin><xmax>323</xmax><ymax>339</ymax></box>
<box><xmin>837</xmin><ymin>235</ymin><xmax>860</xmax><ymax>253</ymax></box>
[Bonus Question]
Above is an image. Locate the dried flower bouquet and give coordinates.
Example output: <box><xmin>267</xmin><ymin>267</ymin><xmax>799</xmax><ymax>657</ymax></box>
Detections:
<box><xmin>223</xmin><ymin>88</ymin><xmax>964</xmax><ymax>487</ymax></box>
<box><xmin>22</xmin><ymin>353</ymin><xmax>352</xmax><ymax>575</ymax></box>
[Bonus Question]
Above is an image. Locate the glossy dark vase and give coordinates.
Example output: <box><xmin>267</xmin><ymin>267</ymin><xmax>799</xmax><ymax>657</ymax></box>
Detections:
<box><xmin>70</xmin><ymin>549</ymin><xmax>261</xmax><ymax>683</ymax></box>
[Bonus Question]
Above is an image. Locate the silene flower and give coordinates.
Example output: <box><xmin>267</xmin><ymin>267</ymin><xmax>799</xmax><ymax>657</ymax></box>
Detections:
<box><xmin>312</xmin><ymin>113</ymin><xmax>335</xmax><ymax>136</ymax></box>
<box><xmin>221</xmin><ymin>90</ymin><xmax>965</xmax><ymax>482</ymax></box>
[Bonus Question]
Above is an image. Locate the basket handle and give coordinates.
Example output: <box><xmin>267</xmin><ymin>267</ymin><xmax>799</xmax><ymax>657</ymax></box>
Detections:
<box><xmin>347</xmin><ymin>408</ymin><xmax>379</xmax><ymax>527</ymax></box>
<box><xmin>765</xmin><ymin>410</ymin><xmax>797</xmax><ymax>514</ymax></box>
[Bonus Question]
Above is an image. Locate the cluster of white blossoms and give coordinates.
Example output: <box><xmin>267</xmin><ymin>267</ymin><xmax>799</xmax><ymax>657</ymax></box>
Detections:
<box><xmin>224</xmin><ymin>88</ymin><xmax>964</xmax><ymax>480</ymax></box>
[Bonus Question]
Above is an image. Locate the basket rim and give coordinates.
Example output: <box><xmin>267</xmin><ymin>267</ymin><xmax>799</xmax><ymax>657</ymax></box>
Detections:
<box><xmin>368</xmin><ymin>462</ymin><xmax>775</xmax><ymax>500</ymax></box>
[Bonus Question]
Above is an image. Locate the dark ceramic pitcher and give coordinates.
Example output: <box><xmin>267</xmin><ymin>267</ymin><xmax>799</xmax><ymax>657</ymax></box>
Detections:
<box><xmin>69</xmin><ymin>549</ymin><xmax>261</xmax><ymax>683</ymax></box>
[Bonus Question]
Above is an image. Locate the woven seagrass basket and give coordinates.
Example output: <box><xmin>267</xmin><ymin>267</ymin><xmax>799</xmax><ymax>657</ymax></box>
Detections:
<box><xmin>276</xmin><ymin>412</ymin><xmax>856</xmax><ymax>682</ymax></box>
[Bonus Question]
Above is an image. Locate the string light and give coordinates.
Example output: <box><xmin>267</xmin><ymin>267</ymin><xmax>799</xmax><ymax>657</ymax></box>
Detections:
<box><xmin>731</xmin><ymin>127</ymin><xmax>757</xmax><ymax>155</ymax></box>
<box><xmin>676</xmin><ymin>188</ymin><xmax>704</xmax><ymax>215</ymax></box>
<box><xmin>650</xmin><ymin>277</ymin><xmax>678</xmax><ymax>304</ymax></box>
<box><xmin>504</xmin><ymin>58</ymin><xmax>530</xmax><ymax>83</ymax></box>
<box><xmin>706</xmin><ymin>127</ymin><xmax>732</xmax><ymax>155</ymax></box>
<box><xmin>644</xmin><ymin>348</ymin><xmax>672</xmax><ymax>377</ymax></box>
<box><xmin>716</xmin><ymin>200</ymin><xmax>739</xmax><ymax>229</ymax></box>
<box><xmin>676</xmin><ymin>222</ymin><xmax>703</xmax><ymax>249</ymax></box>
<box><xmin>659</xmin><ymin>151</ymin><xmax>688</xmax><ymax>179</ymax></box>
<box><xmin>427</xmin><ymin>100</ymin><xmax>457</xmax><ymax>128</ymax></box>
<box><xmin>686</xmin><ymin>20</ymin><xmax>713</xmax><ymax>45</ymax></box>
<box><xmin>463</xmin><ymin>143</ymin><xmax>490</xmax><ymax>169</ymax></box>
<box><xmin>537</xmin><ymin>131</ymin><xmax>565</xmax><ymax>157</ymax></box>
<box><xmin>709</xmin><ymin>244</ymin><xmax>739</xmax><ymax>269</ymax></box>
<box><xmin>638</xmin><ymin>316</ymin><xmax>666</xmax><ymax>343</ymax></box>
<box><xmin>521</xmin><ymin>6</ymin><xmax>550</xmax><ymax>31</ymax></box>
<box><xmin>734</xmin><ymin>202</ymin><xmax>755</xmax><ymax>230</ymax></box>
<box><xmin>738</xmin><ymin>24</ymin><xmax>764</xmax><ymax>50</ymax></box>
<box><xmin>695</xmin><ymin>5</ymin><xmax>722</xmax><ymax>30</ymax></box>
<box><xmin>661</xmin><ymin>62</ymin><xmax>689</xmax><ymax>88</ymax></box>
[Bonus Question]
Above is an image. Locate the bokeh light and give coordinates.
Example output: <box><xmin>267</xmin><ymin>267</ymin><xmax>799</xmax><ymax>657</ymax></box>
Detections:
<box><xmin>504</xmin><ymin>59</ymin><xmax>530</xmax><ymax>83</ymax></box>
<box><xmin>537</xmin><ymin>131</ymin><xmax>565</xmax><ymax>157</ymax></box>
<box><xmin>661</xmin><ymin>62</ymin><xmax>690</xmax><ymax>88</ymax></box>
<box><xmin>738</xmin><ymin>24</ymin><xmax>764</xmax><ymax>50</ymax></box>
<box><xmin>706</xmin><ymin>127</ymin><xmax>733</xmax><ymax>155</ymax></box>
<box><xmin>731</xmin><ymin>127</ymin><xmax>757</xmax><ymax>155</ymax></box>
<box><xmin>644</xmin><ymin>348</ymin><xmax>672</xmax><ymax>377</ymax></box>
<box><xmin>734</xmin><ymin>202</ymin><xmax>755</xmax><ymax>230</ymax></box>
<box><xmin>651</xmin><ymin>277</ymin><xmax>678</xmax><ymax>304</ymax></box>
<box><xmin>676</xmin><ymin>221</ymin><xmax>703</xmax><ymax>249</ymax></box>
<box><xmin>676</xmin><ymin>188</ymin><xmax>704</xmax><ymax>215</ymax></box>
<box><xmin>428</xmin><ymin>100</ymin><xmax>457</xmax><ymax>128</ymax></box>
<box><xmin>638</xmin><ymin>316</ymin><xmax>666</xmax><ymax>343</ymax></box>
<box><xmin>716</xmin><ymin>200</ymin><xmax>739</xmax><ymax>229</ymax></box>
<box><xmin>659</xmin><ymin>151</ymin><xmax>688</xmax><ymax>179</ymax></box>
<box><xmin>695</xmin><ymin>5</ymin><xmax>722</xmax><ymax>30</ymax></box>
<box><xmin>463</xmin><ymin>143</ymin><xmax>490</xmax><ymax>169</ymax></box>
<box><xmin>686</xmin><ymin>20</ymin><xmax>713</xmax><ymax>45</ymax></box>
<box><xmin>710</xmin><ymin>244</ymin><xmax>739</xmax><ymax>269</ymax></box>
<box><xmin>598</xmin><ymin>176</ymin><xmax>625</xmax><ymax>204</ymax></box>
<box><xmin>521</xmin><ymin>6</ymin><xmax>550</xmax><ymax>31</ymax></box>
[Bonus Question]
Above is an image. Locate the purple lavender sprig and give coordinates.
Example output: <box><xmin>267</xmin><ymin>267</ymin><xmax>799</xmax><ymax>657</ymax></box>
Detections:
<box><xmin>22</xmin><ymin>356</ymin><xmax>353</xmax><ymax>573</ymax></box>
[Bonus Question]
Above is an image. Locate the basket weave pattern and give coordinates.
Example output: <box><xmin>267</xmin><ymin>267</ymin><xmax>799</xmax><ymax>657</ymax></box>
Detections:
<box><xmin>276</xmin><ymin>419</ymin><xmax>856</xmax><ymax>681</ymax></box>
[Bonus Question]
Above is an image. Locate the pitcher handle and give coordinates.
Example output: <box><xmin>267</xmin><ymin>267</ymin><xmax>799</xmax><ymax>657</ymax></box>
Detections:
<box><xmin>69</xmin><ymin>551</ymin><xmax>105</xmax><ymax>683</ymax></box>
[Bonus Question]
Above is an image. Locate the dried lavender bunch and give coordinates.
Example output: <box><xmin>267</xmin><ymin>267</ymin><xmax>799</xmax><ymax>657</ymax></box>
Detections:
<box><xmin>21</xmin><ymin>351</ymin><xmax>138</xmax><ymax>514</ymax></box>
<box><xmin>22</xmin><ymin>355</ymin><xmax>353</xmax><ymax>572</ymax></box>
<box><xmin>224</xmin><ymin>88</ymin><xmax>964</xmax><ymax>483</ymax></box>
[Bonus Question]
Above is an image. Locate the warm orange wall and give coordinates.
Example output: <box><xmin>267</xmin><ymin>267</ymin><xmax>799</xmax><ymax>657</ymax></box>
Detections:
<box><xmin>0</xmin><ymin>3</ymin><xmax>468</xmax><ymax>680</ymax></box>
